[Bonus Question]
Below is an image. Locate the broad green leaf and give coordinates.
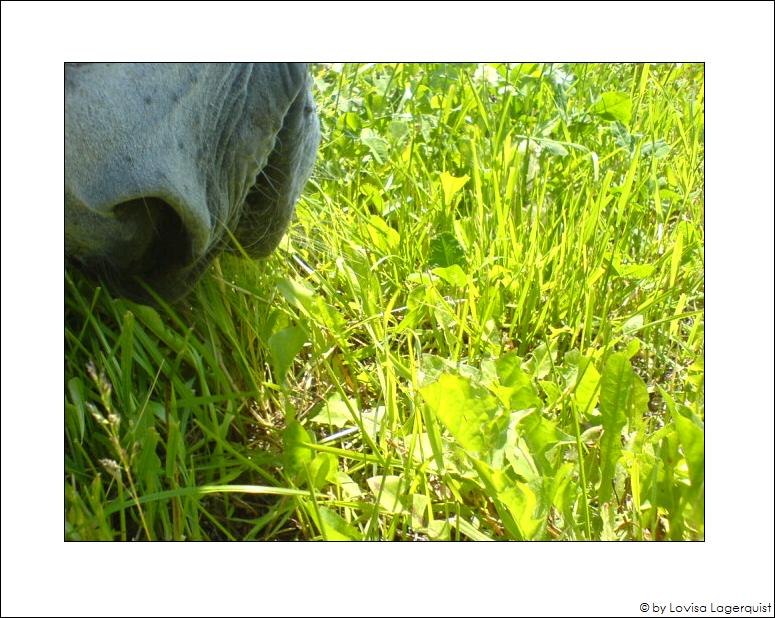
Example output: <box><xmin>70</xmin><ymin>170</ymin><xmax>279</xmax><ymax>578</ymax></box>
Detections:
<box><xmin>544</xmin><ymin>462</ymin><xmax>575</xmax><ymax>515</ymax></box>
<box><xmin>388</xmin><ymin>120</ymin><xmax>409</xmax><ymax>141</ymax></box>
<box><xmin>675</xmin><ymin>414</ymin><xmax>704</xmax><ymax>491</ymax></box>
<box><xmin>419</xmin><ymin>373</ymin><xmax>499</xmax><ymax>454</ymax></box>
<box><xmin>659</xmin><ymin>188</ymin><xmax>681</xmax><ymax>202</ymax></box>
<box><xmin>471</xmin><ymin>459</ymin><xmax>543</xmax><ymax>540</ymax></box>
<box><xmin>642</xmin><ymin>138</ymin><xmax>670</xmax><ymax>158</ymax></box>
<box><xmin>591</xmin><ymin>92</ymin><xmax>632</xmax><ymax>124</ymax></box>
<box><xmin>524</xmin><ymin>342</ymin><xmax>554</xmax><ymax>380</ymax></box>
<box><xmin>432</xmin><ymin>300</ymin><xmax>458</xmax><ymax>330</ymax></box>
<box><xmin>367</xmin><ymin>92</ymin><xmax>385</xmax><ymax>114</ymax></box>
<box><xmin>600</xmin><ymin>502</ymin><xmax>618</xmax><ymax>541</ymax></box>
<box><xmin>580</xmin><ymin>424</ymin><xmax>603</xmax><ymax>443</ymax></box>
<box><xmin>337</xmin><ymin>111</ymin><xmax>362</xmax><ymax>132</ymax></box>
<box><xmin>622</xmin><ymin>314</ymin><xmax>644</xmax><ymax>335</ymax></box>
<box><xmin>366</xmin><ymin>215</ymin><xmax>400</xmax><ymax>252</ymax></box>
<box><xmin>429</xmin><ymin>231</ymin><xmax>467</xmax><ymax>268</ymax></box>
<box><xmin>309</xmin><ymin>392</ymin><xmax>355</xmax><ymax>428</ymax></box>
<box><xmin>515</xmin><ymin>412</ymin><xmax>570</xmax><ymax>476</ymax></box>
<box><xmin>439</xmin><ymin>171</ymin><xmax>469</xmax><ymax>205</ymax></box>
<box><xmin>268</xmin><ymin>326</ymin><xmax>307</xmax><ymax>384</ymax></box>
<box><xmin>312</xmin><ymin>506</ymin><xmax>361</xmax><ymax>541</ymax></box>
<box><xmin>282</xmin><ymin>421</ymin><xmax>314</xmax><ymax>476</ymax></box>
<box><xmin>332</xmin><ymin>471</ymin><xmax>362</xmax><ymax>499</ymax></box>
<box><xmin>485</xmin><ymin>352</ymin><xmax>541</xmax><ymax>410</ymax></box>
<box><xmin>417</xmin><ymin>352</ymin><xmax>448</xmax><ymax>384</ymax></box>
<box><xmin>504</xmin><ymin>432</ymin><xmax>542</xmax><ymax>480</ymax></box>
<box><xmin>308</xmin><ymin>453</ymin><xmax>338</xmax><ymax>490</ymax></box>
<box><xmin>411</xmin><ymin>493</ymin><xmax>430</xmax><ymax>530</ymax></box>
<box><xmin>493</xmin><ymin>351</ymin><xmax>527</xmax><ymax>387</ymax></box>
<box><xmin>426</xmin><ymin>519</ymin><xmax>452</xmax><ymax>540</ymax></box>
<box><xmin>420</xmin><ymin>354</ymin><xmax>482</xmax><ymax>386</ymax></box>
<box><xmin>598</xmin><ymin>353</ymin><xmax>648</xmax><ymax>504</ymax></box>
<box><xmin>432</xmin><ymin>264</ymin><xmax>467</xmax><ymax>287</ymax></box>
<box><xmin>360</xmin><ymin>128</ymin><xmax>389</xmax><ymax>164</ymax></box>
<box><xmin>277</xmin><ymin>278</ymin><xmax>346</xmax><ymax>334</ymax></box>
<box><xmin>539</xmin><ymin>380</ymin><xmax>562</xmax><ymax>407</ymax></box>
<box><xmin>277</xmin><ymin>277</ymin><xmax>316</xmax><ymax>313</ymax></box>
<box><xmin>624</xmin><ymin>338</ymin><xmax>642</xmax><ymax>359</ymax></box>
<box><xmin>566</xmin><ymin>352</ymin><xmax>601</xmax><ymax>415</ymax></box>
<box><xmin>360</xmin><ymin>182</ymin><xmax>384</xmax><ymax>210</ymax></box>
<box><xmin>488</xmin><ymin>411</ymin><xmax>522</xmax><ymax>472</ymax></box>
<box><xmin>540</xmin><ymin>139</ymin><xmax>569</xmax><ymax>157</ymax></box>
<box><xmin>366</xmin><ymin>475</ymin><xmax>406</xmax><ymax>514</ymax></box>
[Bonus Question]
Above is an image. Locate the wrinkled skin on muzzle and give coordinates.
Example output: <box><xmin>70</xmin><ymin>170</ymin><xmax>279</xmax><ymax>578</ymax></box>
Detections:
<box><xmin>65</xmin><ymin>63</ymin><xmax>320</xmax><ymax>301</ymax></box>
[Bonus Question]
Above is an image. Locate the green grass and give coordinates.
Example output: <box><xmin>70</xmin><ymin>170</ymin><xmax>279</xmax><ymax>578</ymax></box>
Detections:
<box><xmin>65</xmin><ymin>63</ymin><xmax>704</xmax><ymax>541</ymax></box>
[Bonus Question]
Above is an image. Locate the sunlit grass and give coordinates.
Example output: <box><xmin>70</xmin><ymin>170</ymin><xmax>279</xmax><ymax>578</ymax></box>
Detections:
<box><xmin>65</xmin><ymin>63</ymin><xmax>704</xmax><ymax>540</ymax></box>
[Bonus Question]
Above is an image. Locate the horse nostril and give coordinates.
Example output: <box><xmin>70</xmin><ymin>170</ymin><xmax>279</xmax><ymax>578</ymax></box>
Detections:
<box><xmin>111</xmin><ymin>196</ymin><xmax>192</xmax><ymax>277</ymax></box>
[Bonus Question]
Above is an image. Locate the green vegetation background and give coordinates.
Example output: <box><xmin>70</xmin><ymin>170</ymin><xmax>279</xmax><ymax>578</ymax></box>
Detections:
<box><xmin>65</xmin><ymin>63</ymin><xmax>704</xmax><ymax>540</ymax></box>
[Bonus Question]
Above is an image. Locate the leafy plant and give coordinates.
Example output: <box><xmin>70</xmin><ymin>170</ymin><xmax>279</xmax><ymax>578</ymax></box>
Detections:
<box><xmin>65</xmin><ymin>63</ymin><xmax>704</xmax><ymax>540</ymax></box>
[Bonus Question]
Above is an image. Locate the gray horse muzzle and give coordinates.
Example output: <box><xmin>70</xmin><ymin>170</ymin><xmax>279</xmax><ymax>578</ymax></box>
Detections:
<box><xmin>65</xmin><ymin>62</ymin><xmax>320</xmax><ymax>301</ymax></box>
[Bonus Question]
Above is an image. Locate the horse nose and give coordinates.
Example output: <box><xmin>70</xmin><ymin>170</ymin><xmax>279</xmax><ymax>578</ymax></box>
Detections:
<box><xmin>109</xmin><ymin>196</ymin><xmax>193</xmax><ymax>276</ymax></box>
<box><xmin>65</xmin><ymin>188</ymin><xmax>207</xmax><ymax>302</ymax></box>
